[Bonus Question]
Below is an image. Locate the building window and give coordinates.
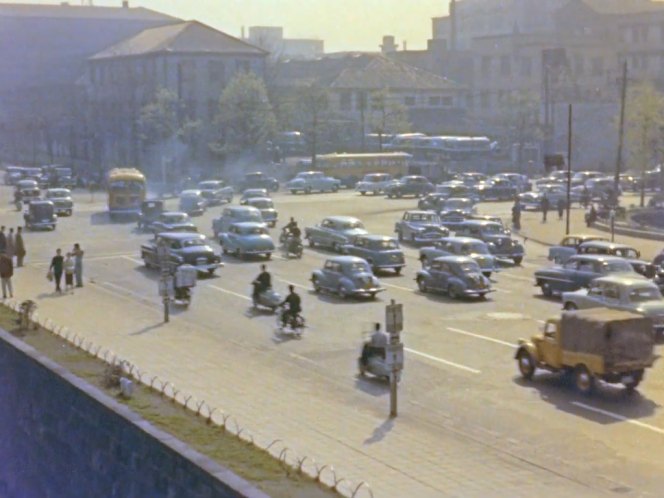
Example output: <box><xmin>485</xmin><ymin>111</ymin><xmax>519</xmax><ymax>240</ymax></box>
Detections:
<box><xmin>481</xmin><ymin>56</ymin><xmax>491</xmax><ymax>78</ymax></box>
<box><xmin>404</xmin><ymin>96</ymin><xmax>416</xmax><ymax>107</ymax></box>
<box><xmin>428</xmin><ymin>96</ymin><xmax>441</xmax><ymax>106</ymax></box>
<box><xmin>591</xmin><ymin>57</ymin><xmax>604</xmax><ymax>76</ymax></box>
<box><xmin>441</xmin><ymin>96</ymin><xmax>453</xmax><ymax>107</ymax></box>
<box><xmin>208</xmin><ymin>61</ymin><xmax>225</xmax><ymax>82</ymax></box>
<box><xmin>500</xmin><ymin>56</ymin><xmax>511</xmax><ymax>77</ymax></box>
<box><xmin>340</xmin><ymin>92</ymin><xmax>352</xmax><ymax>111</ymax></box>
<box><xmin>520</xmin><ymin>57</ymin><xmax>532</xmax><ymax>77</ymax></box>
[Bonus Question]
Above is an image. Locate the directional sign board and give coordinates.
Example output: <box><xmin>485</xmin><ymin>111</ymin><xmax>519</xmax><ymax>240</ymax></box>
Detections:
<box><xmin>159</xmin><ymin>276</ymin><xmax>174</xmax><ymax>298</ymax></box>
<box><xmin>385</xmin><ymin>302</ymin><xmax>403</xmax><ymax>334</ymax></box>
<box><xmin>385</xmin><ymin>343</ymin><xmax>404</xmax><ymax>371</ymax></box>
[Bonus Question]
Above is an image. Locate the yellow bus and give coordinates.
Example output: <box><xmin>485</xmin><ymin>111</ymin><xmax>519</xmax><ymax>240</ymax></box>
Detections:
<box><xmin>313</xmin><ymin>152</ymin><xmax>411</xmax><ymax>187</ymax></box>
<box><xmin>107</xmin><ymin>168</ymin><xmax>146</xmax><ymax>218</ymax></box>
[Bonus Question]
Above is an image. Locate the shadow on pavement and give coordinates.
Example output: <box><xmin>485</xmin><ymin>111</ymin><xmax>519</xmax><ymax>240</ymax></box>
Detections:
<box><xmin>309</xmin><ymin>289</ymin><xmax>384</xmax><ymax>305</ymax></box>
<box><xmin>90</xmin><ymin>211</ymin><xmax>135</xmax><ymax>226</ymax></box>
<box><xmin>354</xmin><ymin>375</ymin><xmax>389</xmax><ymax>397</ymax></box>
<box><xmin>129</xmin><ymin>322</ymin><xmax>165</xmax><ymax>336</ymax></box>
<box><xmin>36</xmin><ymin>291</ymin><xmax>68</xmax><ymax>299</ymax></box>
<box><xmin>363</xmin><ymin>418</ymin><xmax>395</xmax><ymax>445</ymax></box>
<box><xmin>512</xmin><ymin>374</ymin><xmax>660</xmax><ymax>423</ymax></box>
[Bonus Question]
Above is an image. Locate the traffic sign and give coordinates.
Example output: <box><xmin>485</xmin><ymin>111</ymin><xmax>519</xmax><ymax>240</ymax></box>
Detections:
<box><xmin>386</xmin><ymin>301</ymin><xmax>403</xmax><ymax>334</ymax></box>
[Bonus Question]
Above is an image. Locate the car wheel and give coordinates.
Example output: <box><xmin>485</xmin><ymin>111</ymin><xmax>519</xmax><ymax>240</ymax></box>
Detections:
<box><xmin>417</xmin><ymin>277</ymin><xmax>428</xmax><ymax>293</ymax></box>
<box><xmin>397</xmin><ymin>231</ymin><xmax>403</xmax><ymax>242</ymax></box>
<box><xmin>360</xmin><ymin>191</ymin><xmax>366</xmax><ymax>196</ymax></box>
<box><xmin>387</xmin><ymin>193</ymin><xmax>394</xmax><ymax>199</ymax></box>
<box><xmin>513</xmin><ymin>256</ymin><xmax>523</xmax><ymax>266</ymax></box>
<box><xmin>338</xmin><ymin>285</ymin><xmax>348</xmax><ymax>299</ymax></box>
<box><xmin>290</xmin><ymin>190</ymin><xmax>297</xmax><ymax>195</ymax></box>
<box><xmin>265</xmin><ymin>253</ymin><xmax>271</xmax><ymax>260</ymax></box>
<box><xmin>332</xmin><ymin>185</ymin><xmax>339</xmax><ymax>193</ymax></box>
<box><xmin>332</xmin><ymin>242</ymin><xmax>341</xmax><ymax>253</ymax></box>
<box><xmin>574</xmin><ymin>365</ymin><xmax>594</xmax><ymax>395</ymax></box>
<box><xmin>483</xmin><ymin>271</ymin><xmax>492</xmax><ymax>278</ymax></box>
<box><xmin>396</xmin><ymin>190</ymin><xmax>403</xmax><ymax>198</ymax></box>
<box><xmin>541</xmin><ymin>282</ymin><xmax>553</xmax><ymax>297</ymax></box>
<box><xmin>564</xmin><ymin>302</ymin><xmax>577</xmax><ymax>311</ymax></box>
<box><xmin>370</xmin><ymin>292</ymin><xmax>377</xmax><ymax>299</ymax></box>
<box><xmin>305</xmin><ymin>187</ymin><xmax>312</xmax><ymax>195</ymax></box>
<box><xmin>517</xmin><ymin>350</ymin><xmax>536</xmax><ymax>380</ymax></box>
<box><xmin>234</xmin><ymin>248</ymin><xmax>241</xmax><ymax>258</ymax></box>
<box><xmin>308</xmin><ymin>238</ymin><xmax>315</xmax><ymax>248</ymax></box>
<box><xmin>448</xmin><ymin>285</ymin><xmax>460</xmax><ymax>300</ymax></box>
<box><xmin>312</xmin><ymin>276</ymin><xmax>321</xmax><ymax>293</ymax></box>
<box><xmin>394</xmin><ymin>267</ymin><xmax>402</xmax><ymax>275</ymax></box>
<box><xmin>222</xmin><ymin>246</ymin><xmax>229</xmax><ymax>254</ymax></box>
<box><xmin>271</xmin><ymin>184</ymin><xmax>279</xmax><ymax>192</ymax></box>
<box><xmin>207</xmin><ymin>269</ymin><xmax>215</xmax><ymax>276</ymax></box>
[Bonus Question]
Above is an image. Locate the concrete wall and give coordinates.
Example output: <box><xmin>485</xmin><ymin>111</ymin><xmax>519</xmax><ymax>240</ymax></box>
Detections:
<box><xmin>0</xmin><ymin>329</ymin><xmax>267</xmax><ymax>498</ymax></box>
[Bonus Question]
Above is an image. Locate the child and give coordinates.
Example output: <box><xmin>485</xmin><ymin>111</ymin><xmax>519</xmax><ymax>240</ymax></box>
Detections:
<box><xmin>64</xmin><ymin>252</ymin><xmax>75</xmax><ymax>293</ymax></box>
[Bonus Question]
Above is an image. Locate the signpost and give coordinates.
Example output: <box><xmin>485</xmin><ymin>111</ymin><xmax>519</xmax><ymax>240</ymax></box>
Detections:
<box><xmin>157</xmin><ymin>240</ymin><xmax>172</xmax><ymax>323</ymax></box>
<box><xmin>385</xmin><ymin>300</ymin><xmax>404</xmax><ymax>418</ymax></box>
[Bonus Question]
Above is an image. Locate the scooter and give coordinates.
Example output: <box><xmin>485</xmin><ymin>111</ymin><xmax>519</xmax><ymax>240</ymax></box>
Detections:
<box><xmin>275</xmin><ymin>306</ymin><xmax>305</xmax><ymax>338</ymax></box>
<box><xmin>172</xmin><ymin>285</ymin><xmax>192</xmax><ymax>307</ymax></box>
<box><xmin>172</xmin><ymin>264</ymin><xmax>196</xmax><ymax>308</ymax></box>
<box><xmin>283</xmin><ymin>235</ymin><xmax>303</xmax><ymax>259</ymax></box>
<box><xmin>252</xmin><ymin>285</ymin><xmax>283</xmax><ymax>312</ymax></box>
<box><xmin>358</xmin><ymin>342</ymin><xmax>401</xmax><ymax>382</ymax></box>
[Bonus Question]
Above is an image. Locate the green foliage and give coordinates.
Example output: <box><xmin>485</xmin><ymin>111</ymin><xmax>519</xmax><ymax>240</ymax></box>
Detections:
<box><xmin>495</xmin><ymin>90</ymin><xmax>542</xmax><ymax>169</ymax></box>
<box><xmin>211</xmin><ymin>72</ymin><xmax>277</xmax><ymax>156</ymax></box>
<box><xmin>293</xmin><ymin>82</ymin><xmax>331</xmax><ymax>165</ymax></box>
<box><xmin>368</xmin><ymin>88</ymin><xmax>411</xmax><ymax>150</ymax></box>
<box><xmin>138</xmin><ymin>88</ymin><xmax>179</xmax><ymax>144</ymax></box>
<box><xmin>625</xmin><ymin>81</ymin><xmax>664</xmax><ymax>172</ymax></box>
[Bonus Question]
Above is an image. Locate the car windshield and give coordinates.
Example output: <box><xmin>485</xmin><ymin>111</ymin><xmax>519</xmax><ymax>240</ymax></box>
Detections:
<box><xmin>369</xmin><ymin>239</ymin><xmax>398</xmax><ymax>250</ymax></box>
<box><xmin>629</xmin><ymin>286</ymin><xmax>662</xmax><ymax>303</ymax></box>
<box><xmin>342</xmin><ymin>221</ymin><xmax>365</xmax><ymax>230</ymax></box>
<box><xmin>348</xmin><ymin>262</ymin><xmax>371</xmax><ymax>273</ymax></box>
<box><xmin>444</xmin><ymin>199</ymin><xmax>471</xmax><ymax>210</ymax></box>
<box><xmin>250</xmin><ymin>200</ymin><xmax>273</xmax><ymax>209</ymax></box>
<box><xmin>409</xmin><ymin>213</ymin><xmax>439</xmax><ymax>223</ymax></box>
<box><xmin>238</xmin><ymin>212</ymin><xmax>262</xmax><ymax>222</ymax></box>
<box><xmin>243</xmin><ymin>190</ymin><xmax>265</xmax><ymax>197</ymax></box>
<box><xmin>457</xmin><ymin>262</ymin><xmax>480</xmax><ymax>273</ymax></box>
<box><xmin>240</xmin><ymin>226</ymin><xmax>267</xmax><ymax>235</ymax></box>
<box><xmin>601</xmin><ymin>260</ymin><xmax>633</xmax><ymax>273</ymax></box>
<box><xmin>613</xmin><ymin>248</ymin><xmax>638</xmax><ymax>258</ymax></box>
<box><xmin>181</xmin><ymin>238</ymin><xmax>206</xmax><ymax>247</ymax></box>
<box><xmin>363</xmin><ymin>175</ymin><xmax>382</xmax><ymax>183</ymax></box>
<box><xmin>164</xmin><ymin>214</ymin><xmax>187</xmax><ymax>223</ymax></box>
<box><xmin>461</xmin><ymin>243</ymin><xmax>489</xmax><ymax>255</ymax></box>
<box><xmin>110</xmin><ymin>180</ymin><xmax>144</xmax><ymax>191</ymax></box>
<box><xmin>482</xmin><ymin>224</ymin><xmax>503</xmax><ymax>233</ymax></box>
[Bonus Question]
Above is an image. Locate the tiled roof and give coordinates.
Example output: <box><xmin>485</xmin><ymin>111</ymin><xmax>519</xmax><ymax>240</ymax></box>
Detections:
<box><xmin>274</xmin><ymin>54</ymin><xmax>462</xmax><ymax>91</ymax></box>
<box><xmin>90</xmin><ymin>21</ymin><xmax>267</xmax><ymax>60</ymax></box>
<box><xmin>0</xmin><ymin>3</ymin><xmax>176</xmax><ymax>21</ymax></box>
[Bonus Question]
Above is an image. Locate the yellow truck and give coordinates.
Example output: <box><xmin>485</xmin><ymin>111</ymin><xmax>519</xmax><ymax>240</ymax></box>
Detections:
<box><xmin>515</xmin><ymin>309</ymin><xmax>658</xmax><ymax>394</ymax></box>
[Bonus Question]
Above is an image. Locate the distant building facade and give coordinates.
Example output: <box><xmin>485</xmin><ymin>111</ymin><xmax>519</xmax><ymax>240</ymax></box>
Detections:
<box><xmin>247</xmin><ymin>26</ymin><xmax>324</xmax><ymax>60</ymax></box>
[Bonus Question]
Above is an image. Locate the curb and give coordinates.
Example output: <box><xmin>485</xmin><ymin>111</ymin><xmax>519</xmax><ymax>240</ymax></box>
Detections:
<box><xmin>592</xmin><ymin>220</ymin><xmax>664</xmax><ymax>242</ymax></box>
<box><xmin>512</xmin><ymin>230</ymin><xmax>554</xmax><ymax>247</ymax></box>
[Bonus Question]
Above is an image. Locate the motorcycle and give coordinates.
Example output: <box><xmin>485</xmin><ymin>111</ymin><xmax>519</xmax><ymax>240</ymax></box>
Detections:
<box><xmin>171</xmin><ymin>264</ymin><xmax>196</xmax><ymax>308</ymax></box>
<box><xmin>283</xmin><ymin>235</ymin><xmax>303</xmax><ymax>258</ymax></box>
<box><xmin>275</xmin><ymin>306</ymin><xmax>305</xmax><ymax>338</ymax></box>
<box><xmin>252</xmin><ymin>285</ymin><xmax>283</xmax><ymax>312</ymax></box>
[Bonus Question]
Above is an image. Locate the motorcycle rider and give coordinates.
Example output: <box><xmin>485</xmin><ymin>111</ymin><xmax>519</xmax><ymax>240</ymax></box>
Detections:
<box><xmin>13</xmin><ymin>189</ymin><xmax>22</xmax><ymax>211</ymax></box>
<box><xmin>279</xmin><ymin>285</ymin><xmax>302</xmax><ymax>328</ymax></box>
<box><xmin>252</xmin><ymin>264</ymin><xmax>272</xmax><ymax>302</ymax></box>
<box><xmin>360</xmin><ymin>323</ymin><xmax>389</xmax><ymax>367</ymax></box>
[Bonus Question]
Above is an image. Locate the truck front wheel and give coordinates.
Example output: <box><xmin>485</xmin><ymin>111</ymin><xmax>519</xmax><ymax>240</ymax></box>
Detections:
<box><xmin>517</xmin><ymin>350</ymin><xmax>535</xmax><ymax>380</ymax></box>
<box><xmin>623</xmin><ymin>369</ymin><xmax>644</xmax><ymax>391</ymax></box>
<box><xmin>574</xmin><ymin>365</ymin><xmax>594</xmax><ymax>395</ymax></box>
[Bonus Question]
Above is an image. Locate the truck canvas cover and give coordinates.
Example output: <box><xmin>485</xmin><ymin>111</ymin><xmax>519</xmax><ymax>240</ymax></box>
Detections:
<box><xmin>561</xmin><ymin>309</ymin><xmax>654</xmax><ymax>369</ymax></box>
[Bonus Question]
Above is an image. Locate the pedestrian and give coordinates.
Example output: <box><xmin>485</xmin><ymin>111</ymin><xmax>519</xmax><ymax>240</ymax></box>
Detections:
<box><xmin>0</xmin><ymin>252</ymin><xmax>13</xmax><ymax>299</ymax></box>
<box><xmin>581</xmin><ymin>187</ymin><xmax>590</xmax><ymax>208</ymax></box>
<box><xmin>541</xmin><ymin>195</ymin><xmax>550</xmax><ymax>223</ymax></box>
<box><xmin>557</xmin><ymin>198</ymin><xmax>565</xmax><ymax>220</ymax></box>
<box><xmin>72</xmin><ymin>243</ymin><xmax>84</xmax><ymax>287</ymax></box>
<box><xmin>6</xmin><ymin>228</ymin><xmax>15</xmax><ymax>262</ymax></box>
<box><xmin>64</xmin><ymin>252</ymin><xmax>75</xmax><ymax>293</ymax></box>
<box><xmin>0</xmin><ymin>226</ymin><xmax>6</xmax><ymax>254</ymax></box>
<box><xmin>49</xmin><ymin>248</ymin><xmax>64</xmax><ymax>293</ymax></box>
<box><xmin>15</xmin><ymin>227</ymin><xmax>26</xmax><ymax>267</ymax></box>
<box><xmin>511</xmin><ymin>200</ymin><xmax>522</xmax><ymax>230</ymax></box>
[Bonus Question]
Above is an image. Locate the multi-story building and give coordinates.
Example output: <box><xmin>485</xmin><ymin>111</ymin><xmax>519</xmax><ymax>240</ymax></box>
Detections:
<box><xmin>247</xmin><ymin>26</ymin><xmax>324</xmax><ymax>60</ymax></box>
<box><xmin>85</xmin><ymin>20</ymin><xmax>267</xmax><ymax>169</ymax></box>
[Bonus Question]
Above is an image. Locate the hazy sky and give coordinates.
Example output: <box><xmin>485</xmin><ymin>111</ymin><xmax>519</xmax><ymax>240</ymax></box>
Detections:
<box><xmin>10</xmin><ymin>0</ymin><xmax>447</xmax><ymax>52</ymax></box>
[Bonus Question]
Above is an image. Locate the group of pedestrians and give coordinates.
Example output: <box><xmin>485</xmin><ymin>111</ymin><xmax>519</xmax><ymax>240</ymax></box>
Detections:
<box><xmin>48</xmin><ymin>244</ymin><xmax>84</xmax><ymax>294</ymax></box>
<box><xmin>0</xmin><ymin>225</ymin><xmax>27</xmax><ymax>299</ymax></box>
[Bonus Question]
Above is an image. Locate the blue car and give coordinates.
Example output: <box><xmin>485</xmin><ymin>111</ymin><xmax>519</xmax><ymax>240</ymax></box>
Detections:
<box><xmin>311</xmin><ymin>256</ymin><xmax>385</xmax><ymax>299</ymax></box>
<box><xmin>219</xmin><ymin>222</ymin><xmax>275</xmax><ymax>259</ymax></box>
<box><xmin>394</xmin><ymin>210</ymin><xmax>449</xmax><ymax>245</ymax></box>
<box><xmin>419</xmin><ymin>237</ymin><xmax>497</xmax><ymax>277</ymax></box>
<box><xmin>342</xmin><ymin>234</ymin><xmax>405</xmax><ymax>274</ymax></box>
<box><xmin>416</xmin><ymin>256</ymin><xmax>493</xmax><ymax>299</ymax></box>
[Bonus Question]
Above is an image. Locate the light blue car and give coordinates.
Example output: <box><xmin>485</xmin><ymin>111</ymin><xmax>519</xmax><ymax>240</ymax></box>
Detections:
<box><xmin>342</xmin><ymin>234</ymin><xmax>405</xmax><ymax>274</ymax></box>
<box><xmin>219</xmin><ymin>222</ymin><xmax>275</xmax><ymax>259</ymax></box>
<box><xmin>311</xmin><ymin>256</ymin><xmax>385</xmax><ymax>299</ymax></box>
<box><xmin>286</xmin><ymin>171</ymin><xmax>341</xmax><ymax>194</ymax></box>
<box><xmin>305</xmin><ymin>216</ymin><xmax>369</xmax><ymax>252</ymax></box>
<box><xmin>419</xmin><ymin>237</ymin><xmax>497</xmax><ymax>277</ymax></box>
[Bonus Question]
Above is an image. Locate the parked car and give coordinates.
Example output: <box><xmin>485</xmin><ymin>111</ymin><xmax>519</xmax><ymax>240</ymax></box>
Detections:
<box><xmin>394</xmin><ymin>210</ymin><xmax>449</xmax><ymax>244</ymax></box>
<box><xmin>219</xmin><ymin>222</ymin><xmax>275</xmax><ymax>259</ymax></box>
<box><xmin>534</xmin><ymin>254</ymin><xmax>641</xmax><ymax>298</ymax></box>
<box><xmin>454</xmin><ymin>220</ymin><xmax>524</xmax><ymax>265</ymax></box>
<box><xmin>150</xmin><ymin>212</ymin><xmax>197</xmax><ymax>234</ymax></box>
<box><xmin>212</xmin><ymin>205</ymin><xmax>264</xmax><ymax>237</ymax></box>
<box><xmin>415</xmin><ymin>256</ymin><xmax>493</xmax><ymax>299</ymax></box>
<box><xmin>305</xmin><ymin>216</ymin><xmax>368</xmax><ymax>252</ymax></box>
<box><xmin>239</xmin><ymin>188</ymin><xmax>269</xmax><ymax>205</ymax></box>
<box><xmin>341</xmin><ymin>234</ymin><xmax>405</xmax><ymax>274</ymax></box>
<box><xmin>548</xmin><ymin>234</ymin><xmax>610</xmax><ymax>264</ymax></box>
<box><xmin>576</xmin><ymin>240</ymin><xmax>656</xmax><ymax>278</ymax></box>
<box><xmin>179</xmin><ymin>190</ymin><xmax>206</xmax><ymax>216</ymax></box>
<box><xmin>419</xmin><ymin>237</ymin><xmax>497</xmax><ymax>277</ymax></box>
<box><xmin>561</xmin><ymin>276</ymin><xmax>664</xmax><ymax>336</ymax></box>
<box><xmin>355</xmin><ymin>173</ymin><xmax>394</xmax><ymax>195</ymax></box>
<box><xmin>384</xmin><ymin>175</ymin><xmax>434</xmax><ymax>198</ymax></box>
<box><xmin>571</xmin><ymin>170</ymin><xmax>603</xmax><ymax>187</ymax></box>
<box><xmin>141</xmin><ymin>232</ymin><xmax>221</xmax><ymax>275</ymax></box>
<box><xmin>239</xmin><ymin>172</ymin><xmax>279</xmax><ymax>192</ymax></box>
<box><xmin>197</xmin><ymin>180</ymin><xmax>233</xmax><ymax>206</ymax></box>
<box><xmin>24</xmin><ymin>200</ymin><xmax>56</xmax><ymax>231</ymax></box>
<box><xmin>43</xmin><ymin>188</ymin><xmax>73</xmax><ymax>216</ymax></box>
<box><xmin>435</xmin><ymin>182</ymin><xmax>480</xmax><ymax>202</ymax></box>
<box><xmin>311</xmin><ymin>256</ymin><xmax>384</xmax><ymax>299</ymax></box>
<box><xmin>417</xmin><ymin>193</ymin><xmax>448</xmax><ymax>211</ymax></box>
<box><xmin>137</xmin><ymin>200</ymin><xmax>164</xmax><ymax>231</ymax></box>
<box><xmin>475</xmin><ymin>179</ymin><xmax>518</xmax><ymax>201</ymax></box>
<box><xmin>437</xmin><ymin>197</ymin><xmax>477</xmax><ymax>217</ymax></box>
<box><xmin>4</xmin><ymin>166</ymin><xmax>24</xmax><ymax>185</ymax></box>
<box><xmin>245</xmin><ymin>197</ymin><xmax>277</xmax><ymax>227</ymax></box>
<box><xmin>493</xmin><ymin>173</ymin><xmax>531</xmax><ymax>192</ymax></box>
<box><xmin>286</xmin><ymin>171</ymin><xmax>341</xmax><ymax>194</ymax></box>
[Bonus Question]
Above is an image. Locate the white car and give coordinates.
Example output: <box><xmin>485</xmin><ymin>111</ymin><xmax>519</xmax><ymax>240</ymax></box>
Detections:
<box><xmin>355</xmin><ymin>173</ymin><xmax>394</xmax><ymax>195</ymax></box>
<box><xmin>286</xmin><ymin>171</ymin><xmax>341</xmax><ymax>194</ymax></box>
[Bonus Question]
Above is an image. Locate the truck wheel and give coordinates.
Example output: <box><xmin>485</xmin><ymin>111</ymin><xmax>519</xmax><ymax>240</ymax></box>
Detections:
<box><xmin>564</xmin><ymin>302</ymin><xmax>577</xmax><ymax>311</ymax></box>
<box><xmin>517</xmin><ymin>350</ymin><xmax>535</xmax><ymax>380</ymax></box>
<box><xmin>623</xmin><ymin>370</ymin><xmax>644</xmax><ymax>391</ymax></box>
<box><xmin>541</xmin><ymin>282</ymin><xmax>553</xmax><ymax>297</ymax></box>
<box><xmin>574</xmin><ymin>365</ymin><xmax>594</xmax><ymax>395</ymax></box>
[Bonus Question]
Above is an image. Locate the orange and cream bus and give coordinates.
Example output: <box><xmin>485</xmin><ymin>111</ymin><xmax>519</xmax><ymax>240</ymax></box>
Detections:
<box><xmin>107</xmin><ymin>168</ymin><xmax>146</xmax><ymax>219</ymax></box>
<box><xmin>312</xmin><ymin>152</ymin><xmax>411</xmax><ymax>187</ymax></box>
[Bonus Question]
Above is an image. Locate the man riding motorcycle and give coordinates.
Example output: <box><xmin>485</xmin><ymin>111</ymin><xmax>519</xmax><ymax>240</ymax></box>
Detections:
<box><xmin>281</xmin><ymin>218</ymin><xmax>303</xmax><ymax>255</ymax></box>
<box><xmin>252</xmin><ymin>264</ymin><xmax>272</xmax><ymax>302</ymax></box>
<box><xmin>279</xmin><ymin>285</ymin><xmax>302</xmax><ymax>328</ymax></box>
<box><xmin>360</xmin><ymin>323</ymin><xmax>389</xmax><ymax>368</ymax></box>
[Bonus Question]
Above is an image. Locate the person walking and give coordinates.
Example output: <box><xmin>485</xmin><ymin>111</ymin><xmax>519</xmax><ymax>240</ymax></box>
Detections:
<box><xmin>49</xmin><ymin>249</ymin><xmax>64</xmax><ymax>293</ymax></box>
<box><xmin>64</xmin><ymin>252</ymin><xmax>75</xmax><ymax>293</ymax></box>
<box><xmin>0</xmin><ymin>252</ymin><xmax>13</xmax><ymax>299</ymax></box>
<box><xmin>15</xmin><ymin>227</ymin><xmax>26</xmax><ymax>267</ymax></box>
<box><xmin>541</xmin><ymin>195</ymin><xmax>550</xmax><ymax>223</ymax></box>
<box><xmin>557</xmin><ymin>198</ymin><xmax>565</xmax><ymax>221</ymax></box>
<box><xmin>72</xmin><ymin>243</ymin><xmax>84</xmax><ymax>287</ymax></box>
<box><xmin>0</xmin><ymin>226</ymin><xmax>6</xmax><ymax>254</ymax></box>
<box><xmin>511</xmin><ymin>200</ymin><xmax>522</xmax><ymax>230</ymax></box>
<box><xmin>6</xmin><ymin>228</ymin><xmax>15</xmax><ymax>263</ymax></box>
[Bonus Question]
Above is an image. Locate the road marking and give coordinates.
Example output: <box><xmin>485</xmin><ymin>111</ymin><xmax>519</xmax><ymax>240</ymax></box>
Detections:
<box><xmin>572</xmin><ymin>402</ymin><xmax>664</xmax><ymax>436</ymax></box>
<box><xmin>447</xmin><ymin>327</ymin><xmax>516</xmax><ymax>348</ymax></box>
<box><xmin>207</xmin><ymin>284</ymin><xmax>251</xmax><ymax>301</ymax></box>
<box><xmin>405</xmin><ymin>347</ymin><xmax>481</xmax><ymax>374</ymax></box>
<box><xmin>383</xmin><ymin>282</ymin><xmax>414</xmax><ymax>292</ymax></box>
<box><xmin>122</xmin><ymin>255</ymin><xmax>144</xmax><ymax>265</ymax></box>
<box><xmin>493</xmin><ymin>286</ymin><xmax>513</xmax><ymax>294</ymax></box>
<box><xmin>276</xmin><ymin>278</ymin><xmax>309</xmax><ymax>291</ymax></box>
<box><xmin>288</xmin><ymin>352</ymin><xmax>317</xmax><ymax>366</ymax></box>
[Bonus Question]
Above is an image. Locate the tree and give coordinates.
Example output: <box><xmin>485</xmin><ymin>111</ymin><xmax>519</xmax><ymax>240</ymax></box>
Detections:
<box><xmin>368</xmin><ymin>88</ymin><xmax>411</xmax><ymax>151</ymax></box>
<box><xmin>624</xmin><ymin>81</ymin><xmax>664</xmax><ymax>206</ymax></box>
<box><xmin>294</xmin><ymin>82</ymin><xmax>330</xmax><ymax>168</ymax></box>
<box><xmin>496</xmin><ymin>91</ymin><xmax>542</xmax><ymax>173</ymax></box>
<box><xmin>211</xmin><ymin>72</ymin><xmax>276</xmax><ymax>158</ymax></box>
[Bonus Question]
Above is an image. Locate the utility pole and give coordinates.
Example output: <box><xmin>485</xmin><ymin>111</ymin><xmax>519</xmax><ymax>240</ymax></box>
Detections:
<box><xmin>385</xmin><ymin>300</ymin><xmax>404</xmax><ymax>418</ymax></box>
<box><xmin>157</xmin><ymin>240</ymin><xmax>172</xmax><ymax>323</ymax></box>
<box><xmin>614</xmin><ymin>61</ymin><xmax>628</xmax><ymax>195</ymax></box>
<box><xmin>566</xmin><ymin>104</ymin><xmax>572</xmax><ymax>235</ymax></box>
